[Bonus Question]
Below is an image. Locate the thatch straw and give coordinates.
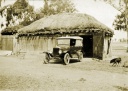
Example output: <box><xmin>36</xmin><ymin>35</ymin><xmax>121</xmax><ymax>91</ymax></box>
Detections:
<box><xmin>1</xmin><ymin>25</ymin><xmax>24</xmax><ymax>35</ymax></box>
<box><xmin>18</xmin><ymin>13</ymin><xmax>113</xmax><ymax>35</ymax></box>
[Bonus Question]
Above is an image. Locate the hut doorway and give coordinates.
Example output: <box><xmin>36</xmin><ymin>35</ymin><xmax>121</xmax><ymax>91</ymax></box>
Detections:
<box><xmin>81</xmin><ymin>35</ymin><xmax>93</xmax><ymax>57</ymax></box>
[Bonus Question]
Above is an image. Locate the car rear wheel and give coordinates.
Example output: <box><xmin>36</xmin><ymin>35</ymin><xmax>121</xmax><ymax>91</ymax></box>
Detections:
<box><xmin>44</xmin><ymin>53</ymin><xmax>50</xmax><ymax>64</ymax></box>
<box><xmin>78</xmin><ymin>52</ymin><xmax>83</xmax><ymax>62</ymax></box>
<box><xmin>64</xmin><ymin>53</ymin><xmax>70</xmax><ymax>65</ymax></box>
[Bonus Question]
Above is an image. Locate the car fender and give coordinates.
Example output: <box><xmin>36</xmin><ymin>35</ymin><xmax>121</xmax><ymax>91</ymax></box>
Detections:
<box><xmin>61</xmin><ymin>51</ymin><xmax>72</xmax><ymax>58</ymax></box>
<box><xmin>43</xmin><ymin>52</ymin><xmax>53</xmax><ymax>58</ymax></box>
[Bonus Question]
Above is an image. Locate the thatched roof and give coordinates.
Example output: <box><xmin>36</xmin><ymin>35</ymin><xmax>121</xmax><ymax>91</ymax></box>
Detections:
<box><xmin>1</xmin><ymin>25</ymin><xmax>24</xmax><ymax>35</ymax></box>
<box><xmin>18</xmin><ymin>13</ymin><xmax>114</xmax><ymax>36</ymax></box>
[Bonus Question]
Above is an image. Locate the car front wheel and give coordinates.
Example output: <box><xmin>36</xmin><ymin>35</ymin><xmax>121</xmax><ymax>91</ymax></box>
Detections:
<box><xmin>43</xmin><ymin>53</ymin><xmax>50</xmax><ymax>64</ymax></box>
<box><xmin>64</xmin><ymin>53</ymin><xmax>70</xmax><ymax>65</ymax></box>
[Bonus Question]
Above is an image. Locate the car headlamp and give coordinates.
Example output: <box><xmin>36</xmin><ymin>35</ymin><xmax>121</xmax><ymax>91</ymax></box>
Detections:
<box><xmin>59</xmin><ymin>50</ymin><xmax>62</xmax><ymax>54</ymax></box>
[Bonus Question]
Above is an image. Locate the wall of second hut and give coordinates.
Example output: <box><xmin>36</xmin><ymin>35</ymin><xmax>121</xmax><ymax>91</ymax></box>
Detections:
<box><xmin>93</xmin><ymin>33</ymin><xmax>104</xmax><ymax>59</ymax></box>
<box><xmin>92</xmin><ymin>33</ymin><xmax>112</xmax><ymax>60</ymax></box>
<box><xmin>103</xmin><ymin>36</ymin><xmax>112</xmax><ymax>58</ymax></box>
<box><xmin>18</xmin><ymin>36</ymin><xmax>57</xmax><ymax>53</ymax></box>
<box><xmin>1</xmin><ymin>35</ymin><xmax>17</xmax><ymax>52</ymax></box>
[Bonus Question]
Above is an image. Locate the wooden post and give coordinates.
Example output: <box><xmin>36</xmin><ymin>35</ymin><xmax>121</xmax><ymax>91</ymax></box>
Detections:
<box><xmin>125</xmin><ymin>2</ymin><xmax>128</xmax><ymax>52</ymax></box>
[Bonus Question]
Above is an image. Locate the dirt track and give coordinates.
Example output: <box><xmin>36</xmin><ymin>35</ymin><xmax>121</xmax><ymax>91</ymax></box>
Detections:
<box><xmin>0</xmin><ymin>42</ymin><xmax>128</xmax><ymax>91</ymax></box>
<box><xmin>0</xmin><ymin>53</ymin><xmax>128</xmax><ymax>91</ymax></box>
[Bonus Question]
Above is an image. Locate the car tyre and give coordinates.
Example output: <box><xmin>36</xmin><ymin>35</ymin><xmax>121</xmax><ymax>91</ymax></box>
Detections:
<box><xmin>78</xmin><ymin>52</ymin><xmax>83</xmax><ymax>62</ymax></box>
<box><xmin>44</xmin><ymin>53</ymin><xmax>50</xmax><ymax>64</ymax></box>
<box><xmin>64</xmin><ymin>53</ymin><xmax>70</xmax><ymax>65</ymax></box>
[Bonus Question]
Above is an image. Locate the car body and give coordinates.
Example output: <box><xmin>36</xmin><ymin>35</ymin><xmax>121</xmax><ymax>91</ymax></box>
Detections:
<box><xmin>43</xmin><ymin>36</ymin><xmax>83</xmax><ymax>65</ymax></box>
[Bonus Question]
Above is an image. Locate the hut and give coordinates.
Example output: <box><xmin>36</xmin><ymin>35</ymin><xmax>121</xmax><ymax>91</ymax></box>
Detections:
<box><xmin>18</xmin><ymin>13</ymin><xmax>114</xmax><ymax>59</ymax></box>
<box><xmin>0</xmin><ymin>0</ymin><xmax>35</xmax><ymax>55</ymax></box>
<box><xmin>1</xmin><ymin>25</ymin><xmax>23</xmax><ymax>53</ymax></box>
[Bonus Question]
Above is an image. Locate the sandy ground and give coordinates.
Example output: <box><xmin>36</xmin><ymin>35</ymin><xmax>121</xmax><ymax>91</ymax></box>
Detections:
<box><xmin>0</xmin><ymin>42</ymin><xmax>128</xmax><ymax>91</ymax></box>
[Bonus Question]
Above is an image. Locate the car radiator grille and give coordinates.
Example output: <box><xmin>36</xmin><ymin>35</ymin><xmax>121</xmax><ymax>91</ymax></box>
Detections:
<box><xmin>53</xmin><ymin>48</ymin><xmax>59</xmax><ymax>56</ymax></box>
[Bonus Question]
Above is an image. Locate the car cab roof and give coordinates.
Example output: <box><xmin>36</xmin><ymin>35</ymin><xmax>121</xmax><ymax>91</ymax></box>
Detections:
<box><xmin>57</xmin><ymin>36</ymin><xmax>83</xmax><ymax>40</ymax></box>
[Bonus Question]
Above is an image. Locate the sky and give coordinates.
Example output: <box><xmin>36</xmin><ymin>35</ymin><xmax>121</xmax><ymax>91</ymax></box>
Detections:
<box><xmin>73</xmin><ymin>0</ymin><xmax>121</xmax><ymax>29</ymax></box>
<box><xmin>1</xmin><ymin>0</ymin><xmax>120</xmax><ymax>30</ymax></box>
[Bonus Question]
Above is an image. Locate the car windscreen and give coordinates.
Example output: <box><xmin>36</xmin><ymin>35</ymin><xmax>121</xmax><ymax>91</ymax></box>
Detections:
<box><xmin>75</xmin><ymin>39</ymin><xmax>83</xmax><ymax>46</ymax></box>
<box><xmin>57</xmin><ymin>39</ymin><xmax>70</xmax><ymax>45</ymax></box>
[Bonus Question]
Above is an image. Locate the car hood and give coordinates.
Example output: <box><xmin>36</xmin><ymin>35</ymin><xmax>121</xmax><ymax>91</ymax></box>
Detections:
<box><xmin>55</xmin><ymin>45</ymin><xmax>70</xmax><ymax>51</ymax></box>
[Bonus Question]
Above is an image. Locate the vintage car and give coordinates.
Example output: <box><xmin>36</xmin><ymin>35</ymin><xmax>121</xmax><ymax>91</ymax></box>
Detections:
<box><xmin>43</xmin><ymin>36</ymin><xmax>83</xmax><ymax>65</ymax></box>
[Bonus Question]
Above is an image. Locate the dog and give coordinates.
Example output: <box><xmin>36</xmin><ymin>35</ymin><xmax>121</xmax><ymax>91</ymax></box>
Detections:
<box><xmin>110</xmin><ymin>57</ymin><xmax>121</xmax><ymax>66</ymax></box>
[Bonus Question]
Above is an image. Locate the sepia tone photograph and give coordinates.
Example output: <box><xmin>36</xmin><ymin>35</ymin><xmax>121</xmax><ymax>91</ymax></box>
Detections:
<box><xmin>0</xmin><ymin>0</ymin><xmax>128</xmax><ymax>91</ymax></box>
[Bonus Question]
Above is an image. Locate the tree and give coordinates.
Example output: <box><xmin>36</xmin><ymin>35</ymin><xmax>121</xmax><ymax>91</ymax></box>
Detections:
<box><xmin>110</xmin><ymin>0</ymin><xmax>128</xmax><ymax>31</ymax></box>
<box><xmin>0</xmin><ymin>0</ymin><xmax>38</xmax><ymax>27</ymax></box>
<box><xmin>0</xmin><ymin>0</ymin><xmax>5</xmax><ymax>7</ymax></box>
<box><xmin>113</xmin><ymin>10</ymin><xmax>126</xmax><ymax>30</ymax></box>
<box><xmin>41</xmin><ymin>0</ymin><xmax>77</xmax><ymax>16</ymax></box>
<box><xmin>8</xmin><ymin>0</ymin><xmax>35</xmax><ymax>26</ymax></box>
<box><xmin>95</xmin><ymin>0</ymin><xmax>127</xmax><ymax>30</ymax></box>
<box><xmin>96</xmin><ymin>0</ymin><xmax>128</xmax><ymax>50</ymax></box>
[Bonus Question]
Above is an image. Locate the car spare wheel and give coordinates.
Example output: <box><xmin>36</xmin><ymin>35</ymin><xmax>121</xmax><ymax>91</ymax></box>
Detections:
<box><xmin>64</xmin><ymin>53</ymin><xmax>70</xmax><ymax>65</ymax></box>
<box><xmin>43</xmin><ymin>53</ymin><xmax>50</xmax><ymax>64</ymax></box>
<box><xmin>78</xmin><ymin>52</ymin><xmax>83</xmax><ymax>62</ymax></box>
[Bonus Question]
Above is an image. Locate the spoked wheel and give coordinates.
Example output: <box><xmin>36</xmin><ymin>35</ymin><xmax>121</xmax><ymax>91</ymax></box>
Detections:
<box><xmin>64</xmin><ymin>53</ymin><xmax>70</xmax><ymax>65</ymax></box>
<box><xmin>78</xmin><ymin>52</ymin><xmax>83</xmax><ymax>62</ymax></box>
<box><xmin>43</xmin><ymin>53</ymin><xmax>50</xmax><ymax>64</ymax></box>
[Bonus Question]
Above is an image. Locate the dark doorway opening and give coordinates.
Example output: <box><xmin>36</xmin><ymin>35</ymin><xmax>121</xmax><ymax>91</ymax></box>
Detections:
<box><xmin>81</xmin><ymin>35</ymin><xmax>93</xmax><ymax>57</ymax></box>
